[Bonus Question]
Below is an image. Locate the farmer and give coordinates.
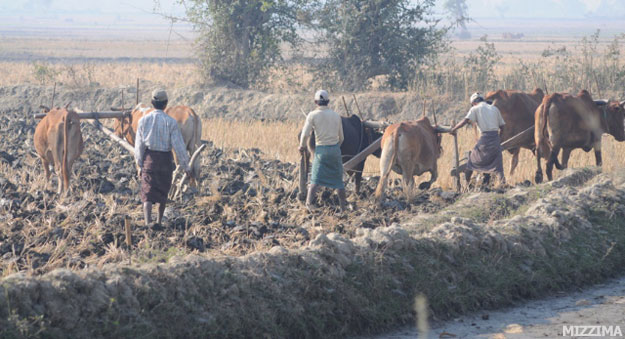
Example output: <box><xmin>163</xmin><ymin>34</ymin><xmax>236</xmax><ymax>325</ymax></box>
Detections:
<box><xmin>134</xmin><ymin>89</ymin><xmax>192</xmax><ymax>226</ymax></box>
<box><xmin>451</xmin><ymin>92</ymin><xmax>506</xmax><ymax>186</ymax></box>
<box><xmin>298</xmin><ymin>90</ymin><xmax>348</xmax><ymax>212</ymax></box>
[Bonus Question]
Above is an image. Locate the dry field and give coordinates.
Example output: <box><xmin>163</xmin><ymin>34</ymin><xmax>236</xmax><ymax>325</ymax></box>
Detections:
<box><xmin>203</xmin><ymin>117</ymin><xmax>625</xmax><ymax>189</ymax></box>
<box><xmin>3</xmin><ymin>26</ymin><xmax>625</xmax><ymax>337</ymax></box>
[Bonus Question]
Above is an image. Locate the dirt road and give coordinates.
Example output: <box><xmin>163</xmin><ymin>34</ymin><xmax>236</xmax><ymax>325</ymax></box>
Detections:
<box><xmin>372</xmin><ymin>275</ymin><xmax>625</xmax><ymax>338</ymax></box>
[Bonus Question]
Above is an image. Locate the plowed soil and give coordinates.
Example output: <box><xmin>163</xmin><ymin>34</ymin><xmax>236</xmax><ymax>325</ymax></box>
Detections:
<box><xmin>0</xmin><ymin>109</ymin><xmax>457</xmax><ymax>275</ymax></box>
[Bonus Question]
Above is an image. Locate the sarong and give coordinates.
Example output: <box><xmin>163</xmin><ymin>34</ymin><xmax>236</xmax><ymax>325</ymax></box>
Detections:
<box><xmin>467</xmin><ymin>131</ymin><xmax>504</xmax><ymax>175</ymax></box>
<box><xmin>140</xmin><ymin>149</ymin><xmax>174</xmax><ymax>203</ymax></box>
<box><xmin>311</xmin><ymin>144</ymin><xmax>344</xmax><ymax>189</ymax></box>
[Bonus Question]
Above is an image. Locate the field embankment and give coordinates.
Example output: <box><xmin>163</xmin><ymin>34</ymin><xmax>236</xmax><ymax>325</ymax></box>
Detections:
<box><xmin>0</xmin><ymin>84</ymin><xmax>464</xmax><ymax>123</ymax></box>
<box><xmin>2</xmin><ymin>167</ymin><xmax>625</xmax><ymax>337</ymax></box>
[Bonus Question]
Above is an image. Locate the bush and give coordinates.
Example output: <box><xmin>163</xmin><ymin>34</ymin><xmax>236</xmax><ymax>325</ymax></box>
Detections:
<box><xmin>182</xmin><ymin>0</ymin><xmax>309</xmax><ymax>88</ymax></box>
<box><xmin>316</xmin><ymin>0</ymin><xmax>449</xmax><ymax>91</ymax></box>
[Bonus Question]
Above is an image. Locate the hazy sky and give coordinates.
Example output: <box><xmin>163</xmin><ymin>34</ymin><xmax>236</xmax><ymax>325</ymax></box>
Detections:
<box><xmin>1</xmin><ymin>0</ymin><xmax>624</xmax><ymax>31</ymax></box>
<box><xmin>3</xmin><ymin>0</ymin><xmax>625</xmax><ymax>18</ymax></box>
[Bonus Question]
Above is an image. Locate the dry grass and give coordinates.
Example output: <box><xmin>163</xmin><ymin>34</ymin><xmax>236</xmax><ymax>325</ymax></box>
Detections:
<box><xmin>204</xmin><ymin>118</ymin><xmax>625</xmax><ymax>190</ymax></box>
<box><xmin>0</xmin><ymin>61</ymin><xmax>201</xmax><ymax>89</ymax></box>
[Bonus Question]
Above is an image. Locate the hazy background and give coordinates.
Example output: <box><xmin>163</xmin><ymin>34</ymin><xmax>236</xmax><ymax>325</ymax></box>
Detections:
<box><xmin>1</xmin><ymin>0</ymin><xmax>624</xmax><ymax>39</ymax></box>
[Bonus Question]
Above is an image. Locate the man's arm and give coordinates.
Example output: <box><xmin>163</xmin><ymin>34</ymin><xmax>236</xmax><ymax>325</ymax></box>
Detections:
<box><xmin>299</xmin><ymin>113</ymin><xmax>314</xmax><ymax>150</ymax></box>
<box><xmin>170</xmin><ymin>122</ymin><xmax>190</xmax><ymax>172</ymax></box>
<box><xmin>134</xmin><ymin>119</ymin><xmax>146</xmax><ymax>169</ymax></box>
<box><xmin>338</xmin><ymin>117</ymin><xmax>344</xmax><ymax>145</ymax></box>
<box><xmin>451</xmin><ymin>118</ymin><xmax>471</xmax><ymax>134</ymax></box>
<box><xmin>497</xmin><ymin>108</ymin><xmax>505</xmax><ymax>127</ymax></box>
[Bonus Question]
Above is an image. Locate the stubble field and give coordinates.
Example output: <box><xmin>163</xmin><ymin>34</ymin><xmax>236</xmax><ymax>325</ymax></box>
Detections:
<box><xmin>2</xmin><ymin>26</ymin><xmax>625</xmax><ymax>337</ymax></box>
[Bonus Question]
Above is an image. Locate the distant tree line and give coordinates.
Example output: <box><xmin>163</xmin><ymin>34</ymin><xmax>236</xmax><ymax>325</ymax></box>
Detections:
<box><xmin>167</xmin><ymin>0</ymin><xmax>461</xmax><ymax>90</ymax></box>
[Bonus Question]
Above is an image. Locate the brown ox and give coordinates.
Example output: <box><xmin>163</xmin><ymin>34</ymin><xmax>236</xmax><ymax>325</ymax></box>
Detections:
<box><xmin>485</xmin><ymin>88</ymin><xmax>545</xmax><ymax>176</ymax></box>
<box><xmin>34</xmin><ymin>107</ymin><xmax>84</xmax><ymax>194</ymax></box>
<box><xmin>113</xmin><ymin>103</ymin><xmax>202</xmax><ymax>184</ymax></box>
<box><xmin>534</xmin><ymin>90</ymin><xmax>625</xmax><ymax>183</ymax></box>
<box><xmin>374</xmin><ymin>117</ymin><xmax>442</xmax><ymax>204</ymax></box>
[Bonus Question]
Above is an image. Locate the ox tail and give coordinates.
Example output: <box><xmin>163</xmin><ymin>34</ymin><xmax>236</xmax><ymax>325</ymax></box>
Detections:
<box><xmin>375</xmin><ymin>127</ymin><xmax>400</xmax><ymax>203</ymax></box>
<box><xmin>191</xmin><ymin>109</ymin><xmax>202</xmax><ymax>184</ymax></box>
<box><xmin>62</xmin><ymin>115</ymin><xmax>69</xmax><ymax>192</ymax></box>
<box><xmin>539</xmin><ymin>96</ymin><xmax>563</xmax><ymax>170</ymax></box>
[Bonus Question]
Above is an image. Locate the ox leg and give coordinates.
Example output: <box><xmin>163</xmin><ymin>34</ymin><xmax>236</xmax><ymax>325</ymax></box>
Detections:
<box><xmin>419</xmin><ymin>168</ymin><xmax>437</xmax><ymax>190</ymax></box>
<box><xmin>481</xmin><ymin>173</ymin><xmax>491</xmax><ymax>187</ymax></box>
<box><xmin>546</xmin><ymin>146</ymin><xmax>561</xmax><ymax>182</ymax></box>
<box><xmin>143</xmin><ymin>202</ymin><xmax>153</xmax><ymax>226</ymax></box>
<box><xmin>535</xmin><ymin>147</ymin><xmax>544</xmax><ymax>184</ymax></box>
<box><xmin>40</xmin><ymin>157</ymin><xmax>51</xmax><ymax>185</ymax></box>
<box><xmin>400</xmin><ymin>161</ymin><xmax>416</xmax><ymax>199</ymax></box>
<box><xmin>402</xmin><ymin>174</ymin><xmax>415</xmax><ymax>200</ymax></box>
<box><xmin>595</xmin><ymin>150</ymin><xmax>603</xmax><ymax>167</ymax></box>
<box><xmin>374</xmin><ymin>144</ymin><xmax>394</xmax><ymax>206</ymax></box>
<box><xmin>464</xmin><ymin>169</ymin><xmax>473</xmax><ymax>188</ymax></box>
<box><xmin>52</xmin><ymin>160</ymin><xmax>63</xmax><ymax>194</ymax></box>
<box><xmin>561</xmin><ymin>148</ymin><xmax>572</xmax><ymax>169</ymax></box>
<box><xmin>509</xmin><ymin>148</ymin><xmax>520</xmax><ymax>177</ymax></box>
<box><xmin>354</xmin><ymin>170</ymin><xmax>363</xmax><ymax>195</ymax></box>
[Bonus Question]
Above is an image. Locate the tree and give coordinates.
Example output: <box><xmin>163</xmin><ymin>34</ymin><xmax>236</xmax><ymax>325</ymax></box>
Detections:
<box><xmin>443</xmin><ymin>0</ymin><xmax>471</xmax><ymax>39</ymax></box>
<box><xmin>179</xmin><ymin>0</ymin><xmax>308</xmax><ymax>88</ymax></box>
<box><xmin>317</xmin><ymin>0</ymin><xmax>448</xmax><ymax>90</ymax></box>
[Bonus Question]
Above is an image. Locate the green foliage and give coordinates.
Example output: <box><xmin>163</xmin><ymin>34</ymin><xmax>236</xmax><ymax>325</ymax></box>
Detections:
<box><xmin>317</xmin><ymin>0</ymin><xmax>449</xmax><ymax>90</ymax></box>
<box><xmin>182</xmin><ymin>0</ymin><xmax>309</xmax><ymax>88</ymax></box>
<box><xmin>31</xmin><ymin>62</ymin><xmax>57</xmax><ymax>86</ymax></box>
<box><xmin>413</xmin><ymin>30</ymin><xmax>625</xmax><ymax>101</ymax></box>
<box><xmin>443</xmin><ymin>0</ymin><xmax>471</xmax><ymax>39</ymax></box>
<box><xmin>463</xmin><ymin>35</ymin><xmax>501</xmax><ymax>90</ymax></box>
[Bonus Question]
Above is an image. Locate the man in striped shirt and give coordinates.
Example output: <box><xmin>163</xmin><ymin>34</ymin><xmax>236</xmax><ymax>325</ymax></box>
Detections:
<box><xmin>135</xmin><ymin>89</ymin><xmax>191</xmax><ymax>226</ymax></box>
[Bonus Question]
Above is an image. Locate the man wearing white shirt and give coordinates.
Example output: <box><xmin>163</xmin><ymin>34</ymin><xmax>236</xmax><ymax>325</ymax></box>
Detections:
<box><xmin>451</xmin><ymin>92</ymin><xmax>506</xmax><ymax>186</ymax></box>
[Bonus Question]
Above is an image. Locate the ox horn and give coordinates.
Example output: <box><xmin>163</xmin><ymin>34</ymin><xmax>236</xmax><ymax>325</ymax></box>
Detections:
<box><xmin>363</xmin><ymin>121</ymin><xmax>386</xmax><ymax>129</ymax></box>
<box><xmin>434</xmin><ymin>126</ymin><xmax>451</xmax><ymax>134</ymax></box>
<box><xmin>39</xmin><ymin>105</ymin><xmax>50</xmax><ymax>113</ymax></box>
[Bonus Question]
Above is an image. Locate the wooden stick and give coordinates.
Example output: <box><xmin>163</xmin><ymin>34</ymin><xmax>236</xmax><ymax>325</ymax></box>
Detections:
<box><xmin>362</xmin><ymin>121</ymin><xmax>388</xmax><ymax>129</ymax></box>
<box><xmin>51</xmin><ymin>82</ymin><xmax>57</xmax><ymax>109</ymax></box>
<box><xmin>500</xmin><ymin>125</ymin><xmax>534</xmax><ymax>150</ymax></box>
<box><xmin>298</xmin><ymin>152</ymin><xmax>308</xmax><ymax>202</ymax></box>
<box><xmin>34</xmin><ymin>111</ymin><xmax>129</xmax><ymax>120</ymax></box>
<box><xmin>136</xmin><ymin>78</ymin><xmax>140</xmax><ymax>106</ymax></box>
<box><xmin>452</xmin><ymin>121</ymin><xmax>461</xmax><ymax>193</ymax></box>
<box><xmin>87</xmin><ymin>118</ymin><xmax>135</xmax><ymax>154</ymax></box>
<box><xmin>173</xmin><ymin>144</ymin><xmax>207</xmax><ymax>199</ymax></box>
<box><xmin>352</xmin><ymin>94</ymin><xmax>364</xmax><ymax>120</ymax></box>
<box><xmin>341</xmin><ymin>96</ymin><xmax>351</xmax><ymax>117</ymax></box>
<box><xmin>125</xmin><ymin>216</ymin><xmax>132</xmax><ymax>265</ymax></box>
<box><xmin>343</xmin><ymin>137</ymin><xmax>381</xmax><ymax>171</ymax></box>
<box><xmin>121</xmin><ymin>88</ymin><xmax>125</xmax><ymax>111</ymax></box>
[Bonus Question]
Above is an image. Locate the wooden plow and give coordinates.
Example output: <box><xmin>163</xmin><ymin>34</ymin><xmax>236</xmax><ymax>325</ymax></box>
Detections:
<box><xmin>34</xmin><ymin>104</ymin><xmax>205</xmax><ymax>200</ymax></box>
<box><xmin>297</xmin><ymin>113</ymin><xmax>455</xmax><ymax>200</ymax></box>
<box><xmin>450</xmin><ymin>125</ymin><xmax>535</xmax><ymax>184</ymax></box>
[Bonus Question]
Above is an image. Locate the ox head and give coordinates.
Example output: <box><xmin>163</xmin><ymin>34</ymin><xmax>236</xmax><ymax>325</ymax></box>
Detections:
<box><xmin>604</xmin><ymin>100</ymin><xmax>625</xmax><ymax>142</ymax></box>
<box><xmin>529</xmin><ymin>88</ymin><xmax>545</xmax><ymax>103</ymax></box>
<box><xmin>364</xmin><ymin>123</ymin><xmax>384</xmax><ymax>158</ymax></box>
<box><xmin>113</xmin><ymin>112</ymin><xmax>134</xmax><ymax>144</ymax></box>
